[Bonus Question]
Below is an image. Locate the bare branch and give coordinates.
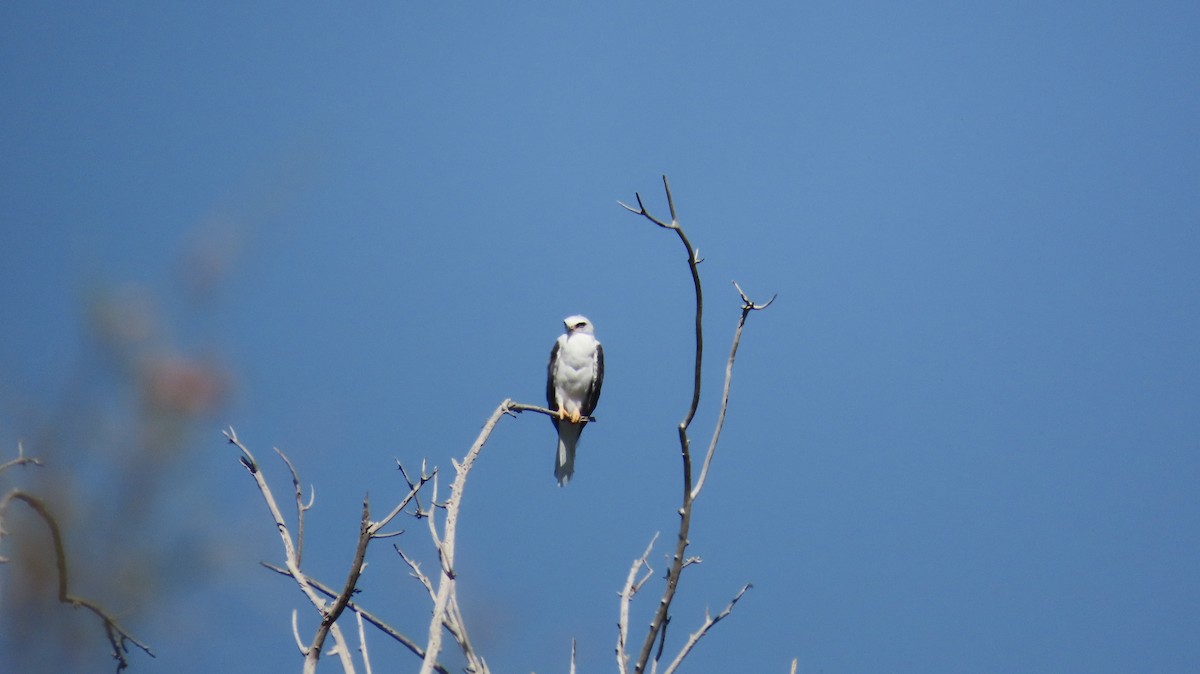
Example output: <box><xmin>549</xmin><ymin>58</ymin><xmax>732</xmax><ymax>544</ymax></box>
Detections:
<box><xmin>0</xmin><ymin>489</ymin><xmax>154</xmax><ymax>671</ymax></box>
<box><xmin>506</xmin><ymin>401</ymin><xmax>596</xmax><ymax>422</ymax></box>
<box><xmin>623</xmin><ymin>176</ymin><xmax>704</xmax><ymax>674</ymax></box>
<box><xmin>369</xmin><ymin>467</ymin><xmax>434</xmax><ymax>536</ymax></box>
<box><xmin>237</xmin><ymin>392</ymin><xmax>632</xmax><ymax>674</ymax></box>
<box><xmin>621</xmin><ymin>178</ymin><xmax>773</xmax><ymax>674</ymax></box>
<box><xmin>661</xmin><ymin>584</ymin><xmax>751</xmax><ymax>674</ymax></box>
<box><xmin>291</xmin><ymin>609</ymin><xmax>305</xmax><ymax>654</ymax></box>
<box><xmin>395</xmin><ymin>545</ymin><xmax>436</xmax><ymax>601</ymax></box>
<box><xmin>733</xmin><ymin>280</ymin><xmax>778</xmax><ymax>311</ymax></box>
<box><xmin>225</xmin><ymin>428</ymin><xmax>355</xmax><ymax>674</ymax></box>
<box><xmin>446</xmin><ymin>591</ymin><xmax>487</xmax><ymax>673</ymax></box>
<box><xmin>622</xmin><ymin>176</ymin><xmax>703</xmax><ymax>433</ymax></box>
<box><xmin>618</xmin><ymin>176</ymin><xmax>677</xmax><ymax>229</ymax></box>
<box><xmin>276</xmin><ymin>447</ymin><xmax>311</xmax><ymax>565</ymax></box>
<box><xmin>423</xmin><ymin>472</ymin><xmax>443</xmax><ymax>554</ymax></box>
<box><xmin>308</xmin><ymin>497</ymin><xmax>372</xmax><ymax>665</ymax></box>
<box><xmin>419</xmin><ymin>400</ymin><xmax>512</xmax><ymax>674</ymax></box>
<box><xmin>617</xmin><ymin>533</ymin><xmax>659</xmax><ymax>674</ymax></box>
<box><xmin>396</xmin><ymin>460</ymin><xmax>434</xmax><ymax>520</ymax></box>
<box><xmin>692</xmin><ymin>281</ymin><xmax>776</xmax><ymax>499</ymax></box>
<box><xmin>0</xmin><ymin>442</ymin><xmax>43</xmax><ymax>476</ymax></box>
<box><xmin>357</xmin><ymin>610</ymin><xmax>372</xmax><ymax>674</ymax></box>
<box><xmin>261</xmin><ymin>562</ymin><xmax>451</xmax><ymax>674</ymax></box>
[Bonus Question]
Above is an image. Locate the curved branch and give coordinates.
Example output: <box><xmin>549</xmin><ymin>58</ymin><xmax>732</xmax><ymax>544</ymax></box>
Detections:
<box><xmin>0</xmin><ymin>489</ymin><xmax>154</xmax><ymax>671</ymax></box>
<box><xmin>623</xmin><ymin>176</ymin><xmax>705</xmax><ymax>673</ymax></box>
<box><xmin>620</xmin><ymin>178</ymin><xmax>774</xmax><ymax>674</ymax></box>
<box><xmin>621</xmin><ymin>175</ymin><xmax>704</xmax><ymax>432</ymax></box>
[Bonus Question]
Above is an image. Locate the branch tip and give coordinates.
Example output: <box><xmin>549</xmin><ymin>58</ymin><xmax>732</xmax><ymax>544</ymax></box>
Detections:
<box><xmin>732</xmin><ymin>280</ymin><xmax>777</xmax><ymax>311</ymax></box>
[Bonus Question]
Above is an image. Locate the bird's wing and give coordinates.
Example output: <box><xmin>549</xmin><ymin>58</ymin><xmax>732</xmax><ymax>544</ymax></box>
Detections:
<box><xmin>583</xmin><ymin>342</ymin><xmax>604</xmax><ymax>416</ymax></box>
<box><xmin>546</xmin><ymin>339</ymin><xmax>561</xmax><ymax>411</ymax></box>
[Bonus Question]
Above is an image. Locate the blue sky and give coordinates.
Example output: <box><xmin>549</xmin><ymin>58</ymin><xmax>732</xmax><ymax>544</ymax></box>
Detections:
<box><xmin>2</xmin><ymin>2</ymin><xmax>1198</xmax><ymax>672</ymax></box>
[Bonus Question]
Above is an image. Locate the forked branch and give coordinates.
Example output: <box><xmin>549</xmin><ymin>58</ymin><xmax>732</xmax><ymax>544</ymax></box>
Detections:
<box><xmin>619</xmin><ymin>175</ymin><xmax>704</xmax><ymax>432</ymax></box>
<box><xmin>0</xmin><ymin>442</ymin><xmax>42</xmax><ymax>476</ymax></box>
<box><xmin>661</xmin><ymin>583</ymin><xmax>752</xmax><ymax>674</ymax></box>
<box><xmin>260</xmin><ymin>561</ymin><xmax>451</xmax><ymax>674</ymax></box>
<box><xmin>619</xmin><ymin>176</ymin><xmax>773</xmax><ymax>673</ymax></box>
<box><xmin>227</xmin><ymin>427</ymin><xmax>356</xmax><ymax>674</ymax></box>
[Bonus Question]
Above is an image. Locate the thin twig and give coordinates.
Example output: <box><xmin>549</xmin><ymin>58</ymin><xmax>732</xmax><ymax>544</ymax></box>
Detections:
<box><xmin>0</xmin><ymin>489</ymin><xmax>154</xmax><ymax>671</ymax></box>
<box><xmin>276</xmin><ymin>448</ymin><xmax>312</xmax><ymax>565</ymax></box>
<box><xmin>691</xmin><ymin>281</ymin><xmax>776</xmax><ymax>499</ymax></box>
<box><xmin>424</xmin><ymin>470</ymin><xmax>443</xmax><ymax>552</ymax></box>
<box><xmin>661</xmin><ymin>584</ymin><xmax>752</xmax><ymax>674</ymax></box>
<box><xmin>370</xmin><ymin>468</ymin><xmax>434</xmax><ymax>537</ymax></box>
<box><xmin>395</xmin><ymin>545</ymin><xmax>436</xmax><ymax>600</ymax></box>
<box><xmin>617</xmin><ymin>532</ymin><xmax>659</xmax><ymax>674</ymax></box>
<box><xmin>357</xmin><ymin>610</ymin><xmax>372</xmax><ymax>674</ymax></box>
<box><xmin>396</xmin><ymin>460</ymin><xmax>433</xmax><ymax>520</ymax></box>
<box><xmin>291</xmin><ymin>609</ymin><xmax>305</xmax><ymax>654</ymax></box>
<box><xmin>0</xmin><ymin>442</ymin><xmax>43</xmax><ymax>476</ymax></box>
<box><xmin>260</xmin><ymin>562</ymin><xmax>452</xmax><ymax>674</ymax></box>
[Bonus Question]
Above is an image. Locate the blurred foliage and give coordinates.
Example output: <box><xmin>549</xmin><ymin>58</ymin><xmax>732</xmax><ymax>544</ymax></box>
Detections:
<box><xmin>0</xmin><ymin>226</ymin><xmax>236</xmax><ymax>671</ymax></box>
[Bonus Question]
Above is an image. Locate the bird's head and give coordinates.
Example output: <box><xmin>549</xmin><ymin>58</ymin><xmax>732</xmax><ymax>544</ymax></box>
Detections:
<box><xmin>563</xmin><ymin>315</ymin><xmax>594</xmax><ymax>336</ymax></box>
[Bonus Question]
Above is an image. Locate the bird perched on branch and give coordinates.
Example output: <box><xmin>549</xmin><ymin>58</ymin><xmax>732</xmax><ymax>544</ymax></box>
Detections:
<box><xmin>546</xmin><ymin>315</ymin><xmax>604</xmax><ymax>486</ymax></box>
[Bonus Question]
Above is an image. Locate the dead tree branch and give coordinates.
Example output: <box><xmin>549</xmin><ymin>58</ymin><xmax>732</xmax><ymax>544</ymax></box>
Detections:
<box><xmin>356</xmin><ymin>610</ymin><xmax>373</xmax><ymax>674</ymax></box>
<box><xmin>260</xmin><ymin>562</ymin><xmax>452</xmax><ymax>674</ymax></box>
<box><xmin>0</xmin><ymin>442</ymin><xmax>43</xmax><ymax>477</ymax></box>
<box><xmin>505</xmin><ymin>401</ymin><xmax>597</xmax><ymax>422</ymax></box>
<box><xmin>661</xmin><ymin>583</ymin><xmax>752</xmax><ymax>674</ymax></box>
<box><xmin>0</xmin><ymin>482</ymin><xmax>154</xmax><ymax>672</ymax></box>
<box><xmin>619</xmin><ymin>176</ymin><xmax>773</xmax><ymax>673</ymax></box>
<box><xmin>617</xmin><ymin>533</ymin><xmax>659</xmax><ymax>674</ymax></box>
<box><xmin>692</xmin><ymin>281</ymin><xmax>777</xmax><ymax>498</ymax></box>
<box><xmin>228</xmin><ymin>426</ymin><xmax>442</xmax><ymax>674</ymax></box>
<box><xmin>227</xmin><ymin>427</ymin><xmax>354</xmax><ymax>673</ymax></box>
<box><xmin>417</xmin><ymin>400</ymin><xmax>518</xmax><ymax>674</ymax></box>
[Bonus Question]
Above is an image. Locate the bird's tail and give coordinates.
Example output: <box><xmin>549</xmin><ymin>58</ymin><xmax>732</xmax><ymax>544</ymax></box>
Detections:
<box><xmin>554</xmin><ymin>422</ymin><xmax>584</xmax><ymax>486</ymax></box>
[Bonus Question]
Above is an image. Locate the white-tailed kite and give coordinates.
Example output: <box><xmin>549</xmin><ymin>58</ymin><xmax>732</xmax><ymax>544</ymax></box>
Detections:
<box><xmin>546</xmin><ymin>315</ymin><xmax>604</xmax><ymax>486</ymax></box>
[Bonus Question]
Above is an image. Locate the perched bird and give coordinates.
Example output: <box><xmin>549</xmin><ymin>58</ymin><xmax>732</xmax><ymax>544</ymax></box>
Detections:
<box><xmin>546</xmin><ymin>315</ymin><xmax>604</xmax><ymax>486</ymax></box>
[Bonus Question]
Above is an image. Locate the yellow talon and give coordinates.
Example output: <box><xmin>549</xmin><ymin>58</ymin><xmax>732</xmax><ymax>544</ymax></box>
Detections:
<box><xmin>570</xmin><ymin>409</ymin><xmax>582</xmax><ymax>424</ymax></box>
